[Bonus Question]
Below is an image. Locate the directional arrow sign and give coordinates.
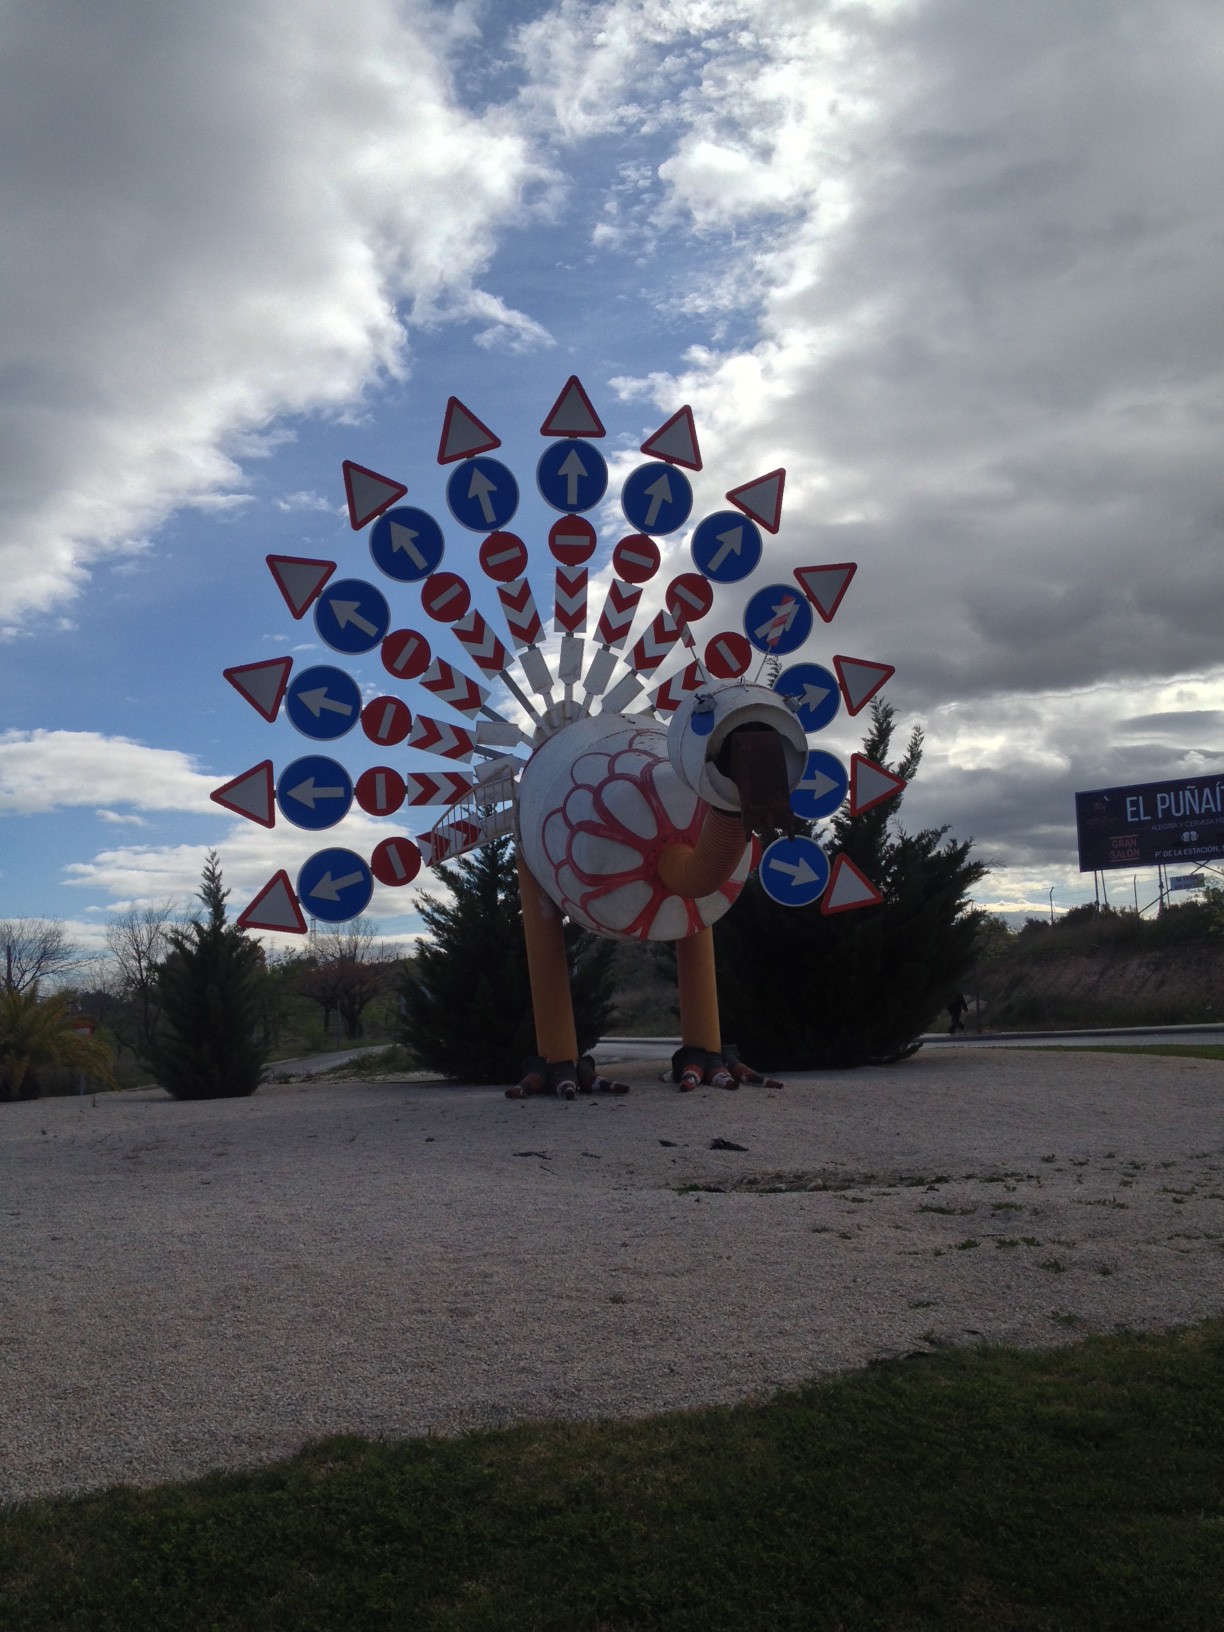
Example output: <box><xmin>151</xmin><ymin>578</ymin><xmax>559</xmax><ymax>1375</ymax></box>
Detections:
<box><xmin>369</xmin><ymin>505</ymin><xmax>445</xmax><ymax>583</ymax></box>
<box><xmin>691</xmin><ymin>510</ymin><xmax>762</xmax><ymax>583</ymax></box>
<box><xmin>759</xmin><ymin>835</ymin><xmax>830</xmax><ymax>908</ymax></box>
<box><xmin>421</xmin><ymin>571</ymin><xmax>472</xmax><ymax>623</ymax></box>
<box><xmin>640</xmin><ymin>404</ymin><xmax>701</xmax><ymax>470</ymax></box>
<box><xmin>343</xmin><ymin>460</ymin><xmax>406</xmax><ymax>529</ymax></box>
<box><xmin>446</xmin><ymin>456</ymin><xmax>519</xmax><ymax>532</ymax></box>
<box><xmin>237</xmin><ymin>871</ymin><xmax>307</xmax><ymax>934</ymax></box>
<box><xmin>537</xmin><ymin>438</ymin><xmax>608</xmax><ymax>513</ymax></box>
<box><xmin>612</xmin><ymin>533</ymin><xmax>661</xmax><ymax>583</ymax></box>
<box><xmin>726</xmin><ymin>468</ymin><xmax>785</xmax><ymax>534</ymax></box>
<box><xmin>790</xmin><ymin>749</ymin><xmax>848</xmax><ymax>821</ymax></box>
<box><xmin>437</xmin><ymin>396</ymin><xmax>500</xmax><ymax>464</ymax></box>
<box><xmin>821</xmin><ymin>853</ymin><xmax>883</xmax><ymax>915</ymax></box>
<box><xmin>314</xmin><ymin>578</ymin><xmax>390</xmax><ymax>654</ymax></box>
<box><xmin>211</xmin><ymin>761</ymin><xmax>275</xmax><ymax>828</ymax></box>
<box><xmin>371</xmin><ymin>836</ymin><xmax>423</xmax><ymax>887</ymax></box>
<box><xmin>848</xmin><ymin>753</ymin><xmax>907</xmax><ymax>816</ymax></box>
<box><xmin>794</xmin><ymin>562</ymin><xmax>857</xmax><ymax>623</ymax></box>
<box><xmin>223</xmin><ymin>657</ymin><xmax>292</xmax><ymax>722</ymax></box>
<box><xmin>540</xmin><ymin>375</ymin><xmax>605</xmax><ymax>437</ymax></box>
<box><xmin>773</xmin><ymin>662</ymin><xmax>841</xmax><ymax>733</ymax></box>
<box><xmin>285</xmin><ymin>665</ymin><xmax>362</xmax><ymax>741</ymax></box>
<box><xmin>355</xmin><ymin>766</ymin><xmax>406</xmax><ymax>816</ymax></box>
<box><xmin>297</xmin><ymin>848</ymin><xmax>374</xmax><ymax>922</ymax></box>
<box><xmin>361</xmin><ymin>695</ymin><xmax>412</xmax><ymax>746</ymax></box>
<box><xmin>743</xmin><ymin>584</ymin><xmax>813</xmax><ymax>655</ymax></box>
<box><xmin>266</xmin><ymin>555</ymin><xmax>335</xmax><ymax>620</ymax></box>
<box><xmin>621</xmin><ymin>461</ymin><xmax>693</xmax><ymax>536</ymax></box>
<box><xmin>276</xmin><ymin>756</ymin><xmax>353</xmax><ymax>830</ymax></box>
<box><xmin>833</xmin><ymin>654</ymin><xmax>896</xmax><ymax>715</ymax></box>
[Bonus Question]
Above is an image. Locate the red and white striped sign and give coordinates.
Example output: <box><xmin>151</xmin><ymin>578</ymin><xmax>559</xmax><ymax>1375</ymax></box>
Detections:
<box><xmin>650</xmin><ymin>660</ymin><xmax>703</xmax><ymax>714</ymax></box>
<box><xmin>451</xmin><ymin>607</ymin><xmax>509</xmax><ymax>676</ymax></box>
<box><xmin>594</xmin><ymin>579</ymin><xmax>643</xmax><ymax>649</ymax></box>
<box><xmin>479</xmin><ymin>530</ymin><xmax>529</xmax><ymax>582</ymax></box>
<box><xmin>381</xmin><ymin>628</ymin><xmax>431</xmax><ymax>680</ymax></box>
<box><xmin>419</xmin><ymin>658</ymin><xmax>488</xmax><ymax>718</ymax></box>
<box><xmin>403</xmin><ymin>770</ymin><xmax>473</xmax><ymax>806</ymax></box>
<box><xmin>554</xmin><ymin>564</ymin><xmax>588</xmax><ymax>634</ymax></box>
<box><xmin>361</xmin><ymin>696</ymin><xmax>412</xmax><ymax>746</ymax></box>
<box><xmin>371</xmin><ymin>837</ymin><xmax>422</xmax><ymax>887</ymax></box>
<box><xmin>496</xmin><ymin>578</ymin><xmax>543</xmax><ymax>648</ymax></box>
<box><xmin>406</xmin><ymin>711</ymin><xmax>476</xmax><ymax>759</ymax></box>
<box><xmin>704</xmin><ymin>631</ymin><xmax>752</xmax><ymax>679</ymax></box>
<box><xmin>421</xmin><ymin>571</ymin><xmax>472</xmax><ymax>623</ymax></box>
<box><xmin>629</xmin><ymin>609</ymin><xmax>683</xmax><ymax>675</ymax></box>
<box><xmin>548</xmin><ymin>516</ymin><xmax>597</xmax><ymax>565</ymax></box>
<box><xmin>422</xmin><ymin>817</ymin><xmax>483</xmax><ymax>866</ymax></box>
<box><xmin>354</xmin><ymin>766</ymin><xmax>406</xmax><ymax>816</ymax></box>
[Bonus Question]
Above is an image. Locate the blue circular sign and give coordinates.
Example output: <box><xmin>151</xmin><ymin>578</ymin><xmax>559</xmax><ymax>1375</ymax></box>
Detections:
<box><xmin>536</xmin><ymin>439</ymin><xmax>608</xmax><ymax>514</ymax></box>
<box><xmin>774</xmin><ymin>662</ymin><xmax>841</xmax><ymax>733</ymax></box>
<box><xmin>314</xmin><ymin>578</ymin><xmax>391</xmax><ymax>655</ymax></box>
<box><xmin>369</xmin><ymin>505</ymin><xmax>444</xmax><ymax>583</ymax></box>
<box><xmin>297</xmin><ymin>847</ymin><xmax>374</xmax><ymax>922</ymax></box>
<box><xmin>276</xmin><ymin>756</ymin><xmax>354</xmax><ymax>830</ymax></box>
<box><xmin>446</xmin><ymin>457</ymin><xmax>519</xmax><ymax>532</ymax></box>
<box><xmin>790</xmin><ymin>750</ymin><xmax>848</xmax><ymax>821</ymax></box>
<box><xmin>690</xmin><ymin>510</ymin><xmax>763</xmax><ymax>583</ymax></box>
<box><xmin>759</xmin><ymin>835</ymin><xmax>830</xmax><ymax>908</ymax></box>
<box><xmin>743</xmin><ymin>583</ymin><xmax>813</xmax><ymax>656</ymax></box>
<box><xmin>620</xmin><ymin>461</ymin><xmax>693</xmax><ymax>536</ymax></box>
<box><xmin>285</xmin><ymin>665</ymin><xmax>362</xmax><ymax>740</ymax></box>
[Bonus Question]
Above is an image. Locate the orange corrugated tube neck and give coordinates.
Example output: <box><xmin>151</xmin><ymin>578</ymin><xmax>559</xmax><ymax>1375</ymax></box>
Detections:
<box><xmin>656</xmin><ymin>806</ymin><xmax>747</xmax><ymax>898</ymax></box>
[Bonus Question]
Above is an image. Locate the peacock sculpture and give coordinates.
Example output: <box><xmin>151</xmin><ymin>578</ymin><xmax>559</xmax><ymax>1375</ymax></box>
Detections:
<box><xmin>213</xmin><ymin>378</ymin><xmax>905</xmax><ymax>1096</ymax></box>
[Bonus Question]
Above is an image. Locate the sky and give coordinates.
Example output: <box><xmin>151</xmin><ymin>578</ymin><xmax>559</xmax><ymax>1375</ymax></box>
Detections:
<box><xmin>2</xmin><ymin>0</ymin><xmax>1223</xmax><ymax>963</ymax></box>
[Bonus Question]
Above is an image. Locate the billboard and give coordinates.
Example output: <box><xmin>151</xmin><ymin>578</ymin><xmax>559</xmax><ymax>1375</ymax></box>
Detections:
<box><xmin>1075</xmin><ymin>773</ymin><xmax>1224</xmax><ymax>872</ymax></box>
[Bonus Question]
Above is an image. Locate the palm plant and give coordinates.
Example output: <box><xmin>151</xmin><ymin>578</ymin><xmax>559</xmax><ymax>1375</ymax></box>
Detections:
<box><xmin>0</xmin><ymin>986</ymin><xmax>118</xmax><ymax>1100</ymax></box>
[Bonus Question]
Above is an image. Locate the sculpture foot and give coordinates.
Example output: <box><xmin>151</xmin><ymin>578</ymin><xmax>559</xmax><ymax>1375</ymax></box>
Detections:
<box><xmin>724</xmin><ymin>1046</ymin><xmax>784</xmax><ymax>1089</ymax></box>
<box><xmin>577</xmin><ymin>1055</ymin><xmax>630</xmax><ymax>1095</ymax></box>
<box><xmin>671</xmin><ymin>1045</ymin><xmax>783</xmax><ymax>1091</ymax></box>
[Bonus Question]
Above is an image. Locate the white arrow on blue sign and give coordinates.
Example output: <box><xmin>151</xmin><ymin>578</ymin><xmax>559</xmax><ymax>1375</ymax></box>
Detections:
<box><xmin>276</xmin><ymin>756</ymin><xmax>354</xmax><ymax>830</ymax></box>
<box><xmin>790</xmin><ymin>750</ymin><xmax>848</xmax><ymax>821</ymax></box>
<box><xmin>690</xmin><ymin>510</ymin><xmax>763</xmax><ymax>583</ymax></box>
<box><xmin>759</xmin><ymin>835</ymin><xmax>830</xmax><ymax>908</ymax></box>
<box><xmin>446</xmin><ymin>456</ymin><xmax>519</xmax><ymax>532</ymax></box>
<box><xmin>284</xmin><ymin>665</ymin><xmax>363</xmax><ymax>740</ymax></box>
<box><xmin>297</xmin><ymin>847</ymin><xmax>374</xmax><ymax>922</ymax></box>
<box><xmin>314</xmin><ymin>578</ymin><xmax>391</xmax><ymax>655</ymax></box>
<box><xmin>368</xmin><ymin>506</ymin><xmax>445</xmax><ymax>582</ymax></box>
<box><xmin>620</xmin><ymin>461</ymin><xmax>694</xmax><ymax>536</ymax></box>
<box><xmin>774</xmin><ymin>661</ymin><xmax>841</xmax><ymax>733</ymax></box>
<box><xmin>743</xmin><ymin>583</ymin><xmax>813</xmax><ymax>656</ymax></box>
<box><xmin>536</xmin><ymin>438</ymin><xmax>608</xmax><ymax>514</ymax></box>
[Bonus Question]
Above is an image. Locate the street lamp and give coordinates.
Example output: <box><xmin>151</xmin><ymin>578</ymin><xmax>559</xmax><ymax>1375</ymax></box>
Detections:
<box><xmin>1048</xmin><ymin>887</ymin><xmax>1055</xmax><ymax>925</ymax></box>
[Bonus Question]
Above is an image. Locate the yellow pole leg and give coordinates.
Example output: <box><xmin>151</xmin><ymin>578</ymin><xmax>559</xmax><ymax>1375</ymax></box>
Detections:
<box><xmin>516</xmin><ymin>852</ymin><xmax>579</xmax><ymax>1064</ymax></box>
<box><xmin>675</xmin><ymin>926</ymin><xmax>721</xmax><ymax>1055</ymax></box>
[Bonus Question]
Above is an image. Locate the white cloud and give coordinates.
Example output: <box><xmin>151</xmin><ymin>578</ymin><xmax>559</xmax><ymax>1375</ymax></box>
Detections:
<box><xmin>0</xmin><ymin>731</ymin><xmax>214</xmax><ymax>816</ymax></box>
<box><xmin>0</xmin><ymin>0</ymin><xmax>550</xmax><ymax>631</ymax></box>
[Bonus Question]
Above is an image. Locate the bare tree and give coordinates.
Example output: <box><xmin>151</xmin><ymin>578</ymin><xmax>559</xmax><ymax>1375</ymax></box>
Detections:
<box><xmin>298</xmin><ymin>919</ymin><xmax>396</xmax><ymax>1041</ymax></box>
<box><xmin>0</xmin><ymin>920</ymin><xmax>79</xmax><ymax>994</ymax></box>
<box><xmin>105</xmin><ymin>903</ymin><xmax>176</xmax><ymax>1056</ymax></box>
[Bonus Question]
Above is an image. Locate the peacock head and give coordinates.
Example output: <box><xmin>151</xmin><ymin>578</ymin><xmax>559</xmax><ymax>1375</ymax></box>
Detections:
<box><xmin>666</xmin><ymin>682</ymin><xmax>808</xmax><ymax>835</ymax></box>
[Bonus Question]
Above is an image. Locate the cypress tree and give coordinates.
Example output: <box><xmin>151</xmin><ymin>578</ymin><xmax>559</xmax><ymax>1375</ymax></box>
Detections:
<box><xmin>398</xmin><ymin>836</ymin><xmax>617</xmax><ymax>1083</ymax></box>
<box><xmin>714</xmin><ymin>701</ymin><xmax>985</xmax><ymax>1069</ymax></box>
<box><xmin>152</xmin><ymin>852</ymin><xmax>267</xmax><ymax>1098</ymax></box>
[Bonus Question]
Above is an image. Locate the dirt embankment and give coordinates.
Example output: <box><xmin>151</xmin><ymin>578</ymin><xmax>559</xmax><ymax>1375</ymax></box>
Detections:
<box><xmin>970</xmin><ymin>937</ymin><xmax>1224</xmax><ymax>1029</ymax></box>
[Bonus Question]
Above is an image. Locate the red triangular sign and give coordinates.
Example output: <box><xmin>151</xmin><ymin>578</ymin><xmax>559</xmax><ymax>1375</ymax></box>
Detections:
<box><xmin>237</xmin><ymin>870</ymin><xmax>308</xmax><ymax>934</ymax></box>
<box><xmin>342</xmin><ymin>461</ymin><xmax>406</xmax><ymax>529</ymax></box>
<box><xmin>833</xmin><ymin>655</ymin><xmax>895</xmax><ymax>715</ymax></box>
<box><xmin>849</xmin><ymin>754</ymin><xmax>907</xmax><ymax>817</ymax></box>
<box><xmin>211</xmin><ymin>761</ymin><xmax>275</xmax><ymax>828</ymax></box>
<box><xmin>266</xmin><ymin>555</ymin><xmax>335</xmax><ymax>620</ymax></box>
<box><xmin>726</xmin><ymin>468</ymin><xmax>785</xmax><ymax>533</ymax></box>
<box><xmin>821</xmin><ymin>854</ymin><xmax>883</xmax><ymax>915</ymax></box>
<box><xmin>437</xmin><ymin>396</ymin><xmax>501</xmax><ymax>464</ymax></box>
<box><xmin>640</xmin><ymin>405</ymin><xmax>701</xmax><ymax>470</ymax></box>
<box><xmin>794</xmin><ymin>562</ymin><xmax>856</xmax><ymax>623</ymax></box>
<box><xmin>541</xmin><ymin>375</ymin><xmax>605</xmax><ymax>437</ymax></box>
<box><xmin>223</xmin><ymin>657</ymin><xmax>292</xmax><ymax>722</ymax></box>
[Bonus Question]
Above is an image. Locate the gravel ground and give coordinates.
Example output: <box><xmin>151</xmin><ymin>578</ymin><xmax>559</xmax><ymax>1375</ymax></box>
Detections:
<box><xmin>3</xmin><ymin>1046</ymin><xmax>1223</xmax><ymax>1506</ymax></box>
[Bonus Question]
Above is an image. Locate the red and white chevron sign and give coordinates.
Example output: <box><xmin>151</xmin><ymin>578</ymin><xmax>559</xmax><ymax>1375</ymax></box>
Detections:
<box><xmin>554</xmin><ymin>564</ymin><xmax>588</xmax><ymax>634</ymax></box>
<box><xmin>402</xmin><ymin>770</ymin><xmax>473</xmax><ymax>805</ymax></box>
<box><xmin>650</xmin><ymin>660</ymin><xmax>702</xmax><ymax>714</ymax></box>
<box><xmin>422</xmin><ymin>817</ymin><xmax>483</xmax><ymax>866</ymax></box>
<box><xmin>630</xmin><ymin>609</ymin><xmax>683</xmax><ymax>674</ymax></box>
<box><xmin>594</xmin><ymin>578</ymin><xmax>643</xmax><ymax>649</ymax></box>
<box><xmin>419</xmin><ymin>658</ymin><xmax>488</xmax><ymax>718</ymax></box>
<box><xmin>451</xmin><ymin>608</ymin><xmax>508</xmax><ymax>676</ymax></box>
<box><xmin>406</xmin><ymin>712</ymin><xmax>476</xmax><ymax>760</ymax></box>
<box><xmin>496</xmin><ymin>577</ymin><xmax>543</xmax><ymax>648</ymax></box>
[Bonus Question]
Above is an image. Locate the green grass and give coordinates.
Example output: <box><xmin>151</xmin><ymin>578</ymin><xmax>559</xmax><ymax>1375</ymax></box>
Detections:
<box><xmin>3</xmin><ymin>1323</ymin><xmax>1224</xmax><ymax>1630</ymax></box>
<box><xmin>1023</xmin><ymin>1044</ymin><xmax>1224</xmax><ymax>1062</ymax></box>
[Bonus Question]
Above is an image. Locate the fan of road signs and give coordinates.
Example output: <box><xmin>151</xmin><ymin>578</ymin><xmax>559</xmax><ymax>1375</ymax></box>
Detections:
<box><xmin>214</xmin><ymin>377</ymin><xmax>904</xmax><ymax>931</ymax></box>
